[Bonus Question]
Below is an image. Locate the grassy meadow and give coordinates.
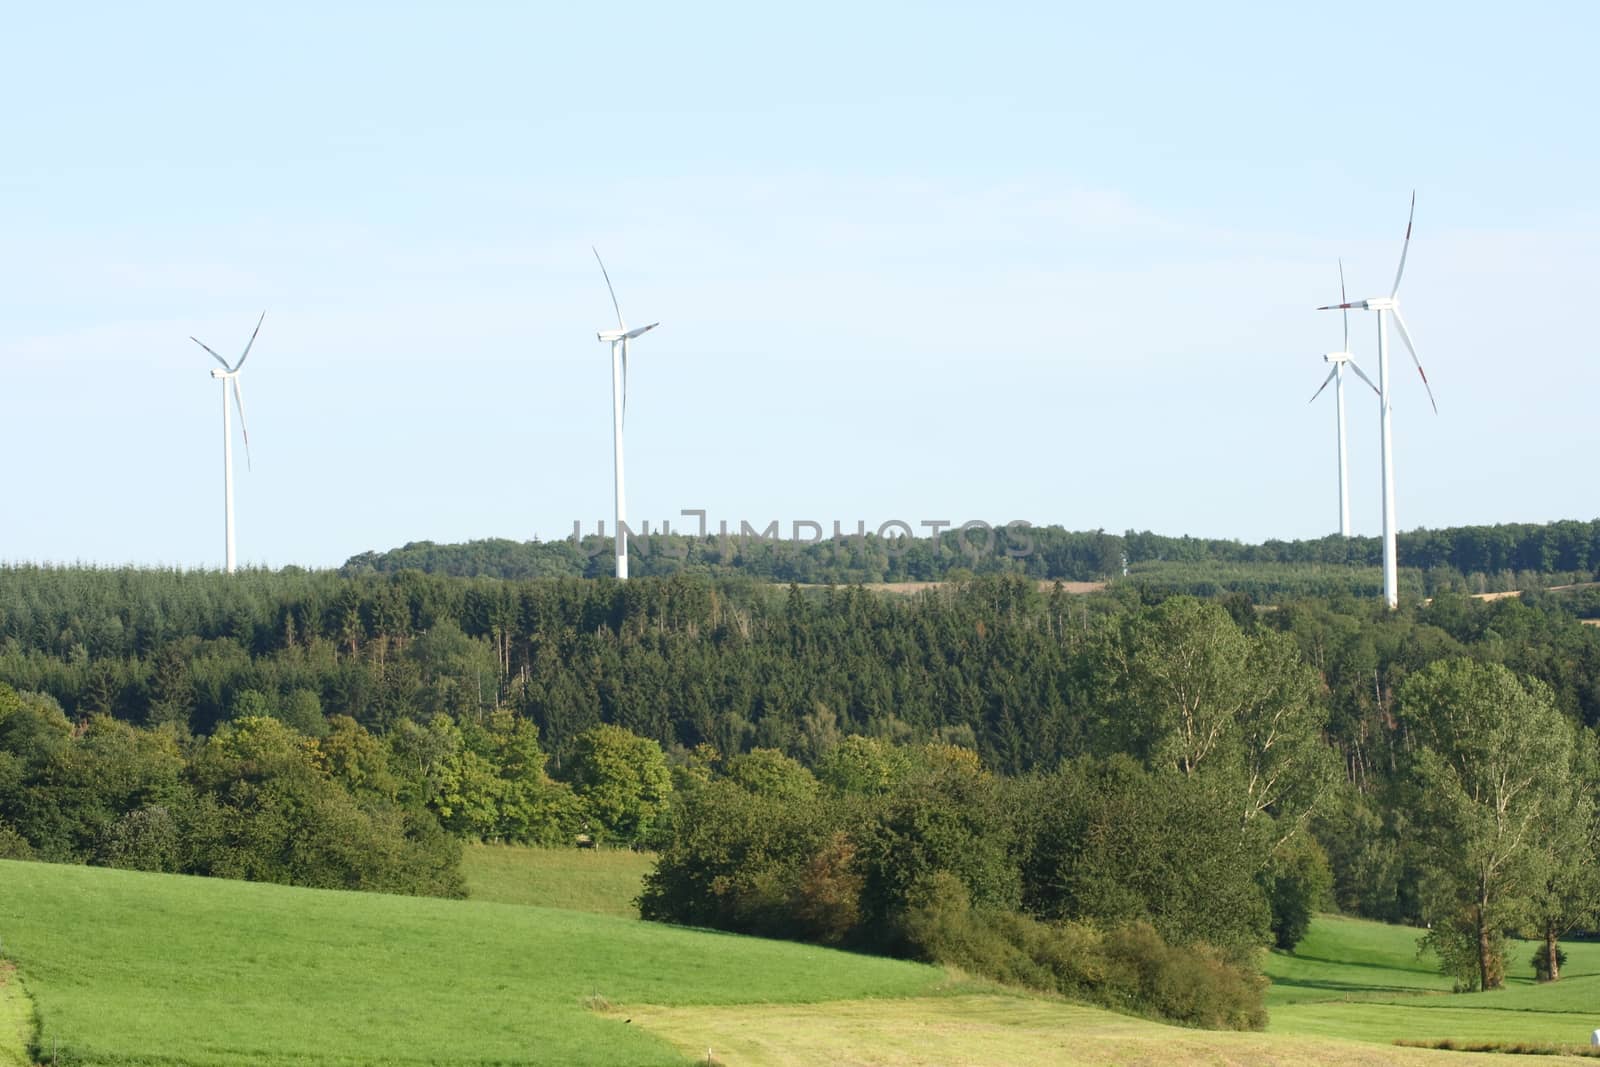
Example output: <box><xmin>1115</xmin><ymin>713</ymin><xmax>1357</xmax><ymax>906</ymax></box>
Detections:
<box><xmin>460</xmin><ymin>843</ymin><xmax>652</xmax><ymax>917</ymax></box>
<box><xmin>1265</xmin><ymin>914</ymin><xmax>1456</xmax><ymax>1006</ymax></box>
<box><xmin>462</xmin><ymin>849</ymin><xmax>1600</xmax><ymax>1057</ymax></box>
<box><xmin>5</xmin><ymin>853</ymin><xmax>1600</xmax><ymax>1065</ymax></box>
<box><xmin>633</xmin><ymin>916</ymin><xmax>1600</xmax><ymax>1064</ymax></box>
<box><xmin>0</xmin><ymin>859</ymin><xmax>943</xmax><ymax>1066</ymax></box>
<box><xmin>1266</xmin><ymin>915</ymin><xmax>1600</xmax><ymax>1048</ymax></box>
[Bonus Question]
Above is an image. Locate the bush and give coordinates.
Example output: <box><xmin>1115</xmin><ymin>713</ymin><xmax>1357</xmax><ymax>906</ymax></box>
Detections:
<box><xmin>185</xmin><ymin>717</ymin><xmax>466</xmax><ymax>897</ymax></box>
<box><xmin>96</xmin><ymin>805</ymin><xmax>182</xmax><ymax>872</ymax></box>
<box><xmin>789</xmin><ymin>831</ymin><xmax>864</xmax><ymax>945</ymax></box>
<box><xmin>0</xmin><ymin>818</ymin><xmax>33</xmax><ymax>860</ymax></box>
<box><xmin>640</xmin><ymin>779</ymin><xmax>846</xmax><ymax>940</ymax></box>
<box><xmin>854</xmin><ymin>746</ymin><xmax>1020</xmax><ymax>943</ymax></box>
<box><xmin>898</xmin><ymin>873</ymin><xmax>1101</xmax><ymax>996</ymax></box>
<box><xmin>1531</xmin><ymin>944</ymin><xmax>1568</xmax><ymax>982</ymax></box>
<box><xmin>897</xmin><ymin>874</ymin><xmax>1265</xmax><ymax>1031</ymax></box>
<box><xmin>1101</xmin><ymin>922</ymin><xmax>1267</xmax><ymax>1030</ymax></box>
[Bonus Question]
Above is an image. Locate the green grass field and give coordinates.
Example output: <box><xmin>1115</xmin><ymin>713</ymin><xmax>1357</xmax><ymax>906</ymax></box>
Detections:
<box><xmin>457</xmin><ymin>847</ymin><xmax>1600</xmax><ymax>1048</ymax></box>
<box><xmin>452</xmin><ymin>848</ymin><xmax>1600</xmax><ymax>1061</ymax></box>
<box><xmin>6</xmin><ymin>856</ymin><xmax>1600</xmax><ymax>1065</ymax></box>
<box><xmin>460</xmin><ymin>844</ymin><xmax>652</xmax><ymax>917</ymax></box>
<box><xmin>1266</xmin><ymin>915</ymin><xmax>1600</xmax><ymax>1049</ymax></box>
<box><xmin>1264</xmin><ymin>914</ymin><xmax>1455</xmax><ymax>1006</ymax></box>
<box><xmin>0</xmin><ymin>859</ymin><xmax>943</xmax><ymax>1066</ymax></box>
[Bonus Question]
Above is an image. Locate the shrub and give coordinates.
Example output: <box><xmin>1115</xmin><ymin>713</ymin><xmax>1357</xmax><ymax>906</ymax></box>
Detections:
<box><xmin>640</xmin><ymin>780</ymin><xmax>844</xmax><ymax>940</ymax></box>
<box><xmin>185</xmin><ymin>718</ymin><xmax>466</xmax><ymax>897</ymax></box>
<box><xmin>1101</xmin><ymin>922</ymin><xmax>1267</xmax><ymax>1031</ymax></box>
<box><xmin>1531</xmin><ymin>944</ymin><xmax>1568</xmax><ymax>982</ymax></box>
<box><xmin>897</xmin><ymin>875</ymin><xmax>1265</xmax><ymax>1031</ymax></box>
<box><xmin>96</xmin><ymin>805</ymin><xmax>182</xmax><ymax>872</ymax></box>
<box><xmin>0</xmin><ymin>818</ymin><xmax>33</xmax><ymax>860</ymax></box>
<box><xmin>790</xmin><ymin>831</ymin><xmax>864</xmax><ymax>945</ymax></box>
<box><xmin>854</xmin><ymin>748</ymin><xmax>1020</xmax><ymax>942</ymax></box>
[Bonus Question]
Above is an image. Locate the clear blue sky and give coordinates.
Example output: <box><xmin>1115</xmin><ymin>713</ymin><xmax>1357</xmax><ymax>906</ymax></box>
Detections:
<box><xmin>3</xmin><ymin>1</ymin><xmax>1596</xmax><ymax>568</ymax></box>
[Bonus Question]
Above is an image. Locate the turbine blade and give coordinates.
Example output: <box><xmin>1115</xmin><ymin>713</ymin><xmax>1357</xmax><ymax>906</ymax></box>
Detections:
<box><xmin>231</xmin><ymin>377</ymin><xmax>253</xmax><ymax>471</ymax></box>
<box><xmin>621</xmin><ymin>337</ymin><xmax>629</xmax><ymax>428</ymax></box>
<box><xmin>1391</xmin><ymin>190</ymin><xmax>1415</xmax><ymax>298</ymax></box>
<box><xmin>1309</xmin><ymin>366</ymin><xmax>1338</xmax><ymax>404</ymax></box>
<box><xmin>623</xmin><ymin>322</ymin><xmax>658</xmax><ymax>340</ymax></box>
<box><xmin>1390</xmin><ymin>307</ymin><xmax>1437</xmax><ymax>414</ymax></box>
<box><xmin>1317</xmin><ymin>302</ymin><xmax>1361</xmax><ymax>311</ymax></box>
<box><xmin>191</xmin><ymin>336</ymin><xmax>231</xmax><ymax>370</ymax></box>
<box><xmin>593</xmin><ymin>247</ymin><xmax>626</xmax><ymax>330</ymax></box>
<box><xmin>1346</xmin><ymin>360</ymin><xmax>1381</xmax><ymax>397</ymax></box>
<box><xmin>1338</xmin><ymin>258</ymin><xmax>1349</xmax><ymax>352</ymax></box>
<box><xmin>234</xmin><ymin>310</ymin><xmax>266</xmax><ymax>371</ymax></box>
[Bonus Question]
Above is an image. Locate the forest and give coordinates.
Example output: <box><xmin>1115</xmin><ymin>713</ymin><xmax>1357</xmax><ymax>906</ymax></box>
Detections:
<box><xmin>4</xmin><ymin>554</ymin><xmax>1600</xmax><ymax>1018</ymax></box>
<box><xmin>342</xmin><ymin>518</ymin><xmax>1600</xmax><ymax>593</ymax></box>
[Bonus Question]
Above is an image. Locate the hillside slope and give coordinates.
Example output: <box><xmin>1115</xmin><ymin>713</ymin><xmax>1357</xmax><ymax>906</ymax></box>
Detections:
<box><xmin>0</xmin><ymin>860</ymin><xmax>939</xmax><ymax>1066</ymax></box>
<box><xmin>3</xmin><ymin>862</ymin><xmax>1594</xmax><ymax>1066</ymax></box>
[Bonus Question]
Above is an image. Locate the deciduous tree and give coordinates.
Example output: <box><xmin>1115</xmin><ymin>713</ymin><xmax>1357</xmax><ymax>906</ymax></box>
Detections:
<box><xmin>1401</xmin><ymin>659</ymin><xmax>1575</xmax><ymax>990</ymax></box>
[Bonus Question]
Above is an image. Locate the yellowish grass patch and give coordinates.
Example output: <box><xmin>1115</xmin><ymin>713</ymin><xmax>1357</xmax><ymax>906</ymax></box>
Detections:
<box><xmin>625</xmin><ymin>992</ymin><xmax>1588</xmax><ymax>1067</ymax></box>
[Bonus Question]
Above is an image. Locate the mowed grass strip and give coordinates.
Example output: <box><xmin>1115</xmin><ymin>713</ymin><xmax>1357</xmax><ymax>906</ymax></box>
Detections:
<box><xmin>1266</xmin><ymin>915</ymin><xmax>1600</xmax><ymax>1048</ymax></box>
<box><xmin>627</xmin><ymin>992</ymin><xmax>1559</xmax><ymax>1066</ymax></box>
<box><xmin>0</xmin><ymin>859</ymin><xmax>943</xmax><ymax>1067</ymax></box>
<box><xmin>460</xmin><ymin>844</ymin><xmax>652</xmax><ymax>917</ymax></box>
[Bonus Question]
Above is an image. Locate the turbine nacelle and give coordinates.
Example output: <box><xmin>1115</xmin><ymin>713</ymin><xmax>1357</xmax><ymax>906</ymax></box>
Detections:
<box><xmin>597</xmin><ymin>323</ymin><xmax>659</xmax><ymax>343</ymax></box>
<box><xmin>1310</xmin><ymin>354</ymin><xmax>1380</xmax><ymax>403</ymax></box>
<box><xmin>1317</xmin><ymin>296</ymin><xmax>1395</xmax><ymax>313</ymax></box>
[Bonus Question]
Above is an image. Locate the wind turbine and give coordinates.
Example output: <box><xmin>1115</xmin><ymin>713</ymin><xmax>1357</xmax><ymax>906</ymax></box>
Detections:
<box><xmin>1309</xmin><ymin>260</ymin><xmax>1380</xmax><ymax>538</ymax></box>
<box><xmin>593</xmin><ymin>250</ymin><xmax>658</xmax><ymax>580</ymax></box>
<box><xmin>191</xmin><ymin>312</ymin><xmax>262</xmax><ymax>575</ymax></box>
<box><xmin>1318</xmin><ymin>194</ymin><xmax>1438</xmax><ymax>609</ymax></box>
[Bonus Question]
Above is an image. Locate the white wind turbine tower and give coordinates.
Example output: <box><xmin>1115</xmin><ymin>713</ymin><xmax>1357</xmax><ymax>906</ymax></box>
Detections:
<box><xmin>593</xmin><ymin>250</ymin><xmax>658</xmax><ymax>580</ymax></box>
<box><xmin>191</xmin><ymin>312</ymin><xmax>263</xmax><ymax>575</ymax></box>
<box><xmin>1308</xmin><ymin>260</ymin><xmax>1380</xmax><ymax>537</ymax></box>
<box><xmin>1319</xmin><ymin>194</ymin><xmax>1438</xmax><ymax>609</ymax></box>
